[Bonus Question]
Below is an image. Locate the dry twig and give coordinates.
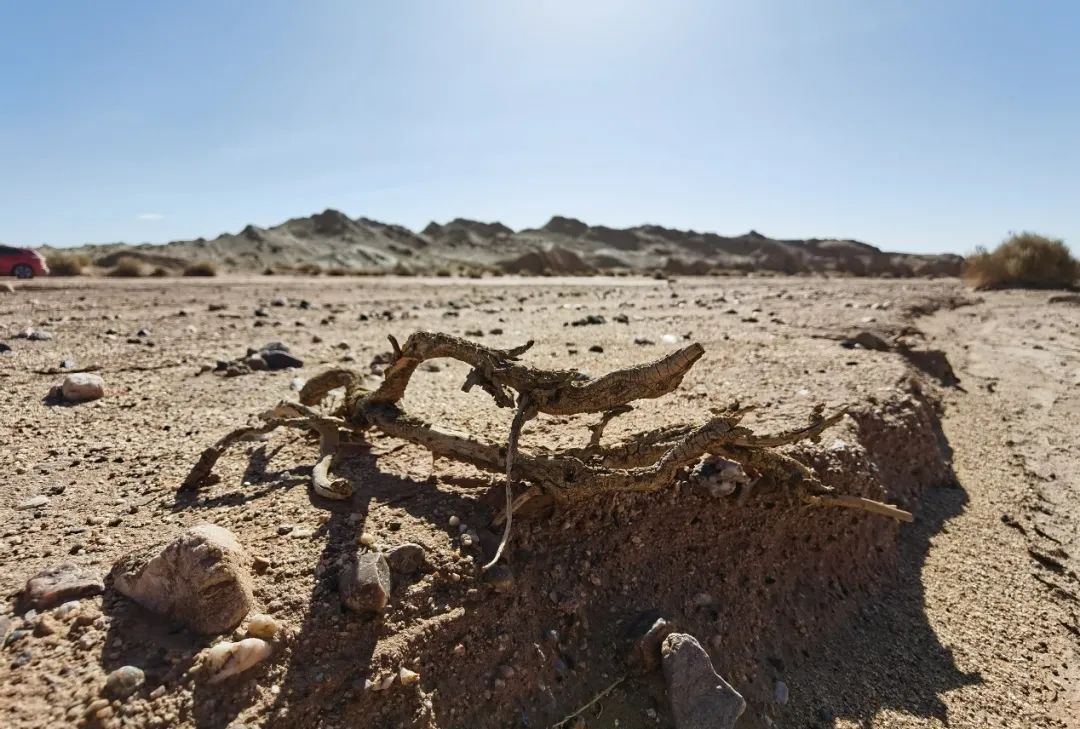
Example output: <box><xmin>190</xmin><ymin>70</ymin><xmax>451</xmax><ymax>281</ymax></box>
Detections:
<box><xmin>550</xmin><ymin>676</ymin><xmax>626</xmax><ymax>728</ymax></box>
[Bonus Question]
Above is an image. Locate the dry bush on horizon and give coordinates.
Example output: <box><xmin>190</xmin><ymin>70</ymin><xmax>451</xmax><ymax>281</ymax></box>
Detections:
<box><xmin>182</xmin><ymin>261</ymin><xmax>218</xmax><ymax>277</ymax></box>
<box><xmin>964</xmin><ymin>232</ymin><xmax>1079</xmax><ymax>290</ymax></box>
<box><xmin>46</xmin><ymin>252</ymin><xmax>90</xmax><ymax>276</ymax></box>
<box><xmin>107</xmin><ymin>256</ymin><xmax>147</xmax><ymax>278</ymax></box>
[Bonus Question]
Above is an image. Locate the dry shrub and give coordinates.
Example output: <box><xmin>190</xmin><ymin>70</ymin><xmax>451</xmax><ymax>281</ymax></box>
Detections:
<box><xmin>108</xmin><ymin>257</ymin><xmax>146</xmax><ymax>277</ymax></box>
<box><xmin>295</xmin><ymin>263</ymin><xmax>323</xmax><ymax>276</ymax></box>
<box><xmin>964</xmin><ymin>233</ymin><xmax>1079</xmax><ymax>290</ymax></box>
<box><xmin>325</xmin><ymin>267</ymin><xmax>355</xmax><ymax>276</ymax></box>
<box><xmin>150</xmin><ymin>266</ymin><xmax>171</xmax><ymax>277</ymax></box>
<box><xmin>183</xmin><ymin>261</ymin><xmax>218</xmax><ymax>277</ymax></box>
<box><xmin>47</xmin><ymin>252</ymin><xmax>90</xmax><ymax>276</ymax></box>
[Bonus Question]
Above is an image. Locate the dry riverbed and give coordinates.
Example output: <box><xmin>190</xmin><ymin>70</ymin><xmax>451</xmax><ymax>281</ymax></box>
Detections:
<box><xmin>0</xmin><ymin>275</ymin><xmax>1076</xmax><ymax>728</ymax></box>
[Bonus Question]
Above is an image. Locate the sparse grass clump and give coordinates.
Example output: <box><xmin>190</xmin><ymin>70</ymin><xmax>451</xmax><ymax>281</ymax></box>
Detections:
<box><xmin>107</xmin><ymin>257</ymin><xmax>146</xmax><ymax>277</ymax></box>
<box><xmin>183</xmin><ymin>261</ymin><xmax>218</xmax><ymax>277</ymax></box>
<box><xmin>964</xmin><ymin>233</ymin><xmax>1079</xmax><ymax>290</ymax></box>
<box><xmin>46</xmin><ymin>252</ymin><xmax>90</xmax><ymax>276</ymax></box>
<box><xmin>150</xmin><ymin>266</ymin><xmax>171</xmax><ymax>277</ymax></box>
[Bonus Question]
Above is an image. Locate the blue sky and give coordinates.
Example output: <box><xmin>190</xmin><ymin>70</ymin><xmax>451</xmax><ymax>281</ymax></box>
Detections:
<box><xmin>1</xmin><ymin>1</ymin><xmax>1077</xmax><ymax>253</ymax></box>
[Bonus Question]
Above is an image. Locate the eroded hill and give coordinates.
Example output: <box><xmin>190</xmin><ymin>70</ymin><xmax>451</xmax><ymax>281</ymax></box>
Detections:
<box><xmin>42</xmin><ymin>211</ymin><xmax>962</xmax><ymax>278</ymax></box>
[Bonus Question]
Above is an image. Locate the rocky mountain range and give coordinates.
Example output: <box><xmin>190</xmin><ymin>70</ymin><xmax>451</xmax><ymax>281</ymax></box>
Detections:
<box><xmin>45</xmin><ymin>210</ymin><xmax>963</xmax><ymax>277</ymax></box>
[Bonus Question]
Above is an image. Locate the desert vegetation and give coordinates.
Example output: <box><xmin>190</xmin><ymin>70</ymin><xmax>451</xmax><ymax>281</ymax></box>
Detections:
<box><xmin>45</xmin><ymin>252</ymin><xmax>90</xmax><ymax>276</ymax></box>
<box><xmin>106</xmin><ymin>256</ymin><xmax>147</xmax><ymax>277</ymax></box>
<box><xmin>964</xmin><ymin>232</ymin><xmax>1079</xmax><ymax>290</ymax></box>
<box><xmin>182</xmin><ymin>261</ymin><xmax>218</xmax><ymax>277</ymax></box>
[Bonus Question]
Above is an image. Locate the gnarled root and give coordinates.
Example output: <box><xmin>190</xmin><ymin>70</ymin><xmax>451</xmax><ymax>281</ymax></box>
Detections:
<box><xmin>181</xmin><ymin>331</ymin><xmax>913</xmax><ymax>525</ymax></box>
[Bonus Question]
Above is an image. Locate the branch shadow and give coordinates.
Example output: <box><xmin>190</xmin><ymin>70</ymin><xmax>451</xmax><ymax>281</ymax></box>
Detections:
<box><xmin>111</xmin><ymin>433</ymin><xmax>485</xmax><ymax>728</ymax></box>
<box><xmin>248</xmin><ymin>445</ymin><xmax>483</xmax><ymax>728</ymax></box>
<box><xmin>770</xmin><ymin>406</ymin><xmax>979</xmax><ymax>727</ymax></box>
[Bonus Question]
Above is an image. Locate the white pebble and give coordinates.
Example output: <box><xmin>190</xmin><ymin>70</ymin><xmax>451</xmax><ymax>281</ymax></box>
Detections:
<box><xmin>203</xmin><ymin>638</ymin><xmax>273</xmax><ymax>683</ymax></box>
<box><xmin>399</xmin><ymin>666</ymin><xmax>420</xmax><ymax>686</ymax></box>
<box><xmin>246</xmin><ymin>614</ymin><xmax>282</xmax><ymax>640</ymax></box>
<box><xmin>448</xmin><ymin>515</ymin><xmax>460</xmax><ymax>528</ymax></box>
<box><xmin>17</xmin><ymin>495</ymin><xmax>49</xmax><ymax>510</ymax></box>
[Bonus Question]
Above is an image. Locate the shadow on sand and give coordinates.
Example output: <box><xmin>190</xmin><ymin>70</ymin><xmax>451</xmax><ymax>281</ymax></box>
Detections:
<box><xmin>773</xmin><ymin>416</ymin><xmax>980</xmax><ymax>727</ymax></box>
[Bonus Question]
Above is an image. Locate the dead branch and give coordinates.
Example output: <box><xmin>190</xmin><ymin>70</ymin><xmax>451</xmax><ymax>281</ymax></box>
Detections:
<box><xmin>182</xmin><ymin>330</ymin><xmax>912</xmax><ymax>526</ymax></box>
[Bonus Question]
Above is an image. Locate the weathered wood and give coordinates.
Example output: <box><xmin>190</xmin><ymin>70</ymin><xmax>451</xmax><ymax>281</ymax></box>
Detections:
<box><xmin>183</xmin><ymin>330</ymin><xmax>912</xmax><ymax>526</ymax></box>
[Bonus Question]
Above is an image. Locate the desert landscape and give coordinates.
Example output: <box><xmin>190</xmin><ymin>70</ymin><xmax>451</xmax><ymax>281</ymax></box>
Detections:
<box><xmin>1</xmin><ymin>269</ymin><xmax>1078</xmax><ymax>728</ymax></box>
<box><xmin>6</xmin><ymin>2</ymin><xmax>1079</xmax><ymax>726</ymax></box>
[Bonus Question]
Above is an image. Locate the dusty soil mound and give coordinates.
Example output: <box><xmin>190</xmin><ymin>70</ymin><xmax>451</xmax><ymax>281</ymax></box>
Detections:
<box><xmin>498</xmin><ymin>245</ymin><xmax>595</xmax><ymax>275</ymax></box>
<box><xmin>226</xmin><ymin>388</ymin><xmax>953</xmax><ymax>729</ymax></box>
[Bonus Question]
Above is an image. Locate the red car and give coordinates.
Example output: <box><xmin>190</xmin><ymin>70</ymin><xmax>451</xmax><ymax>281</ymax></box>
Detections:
<box><xmin>0</xmin><ymin>245</ymin><xmax>49</xmax><ymax>278</ymax></box>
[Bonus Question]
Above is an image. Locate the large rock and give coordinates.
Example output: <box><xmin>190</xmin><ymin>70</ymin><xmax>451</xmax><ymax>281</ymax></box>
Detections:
<box><xmin>111</xmin><ymin>524</ymin><xmax>254</xmax><ymax>634</ymax></box>
<box><xmin>340</xmin><ymin>552</ymin><xmax>391</xmax><ymax>614</ymax></box>
<box><xmin>662</xmin><ymin>633</ymin><xmax>745</xmax><ymax>729</ymax></box>
<box><xmin>20</xmin><ymin>563</ymin><xmax>104</xmax><ymax>610</ymax></box>
<box><xmin>61</xmin><ymin>373</ymin><xmax>105</xmax><ymax>402</ymax></box>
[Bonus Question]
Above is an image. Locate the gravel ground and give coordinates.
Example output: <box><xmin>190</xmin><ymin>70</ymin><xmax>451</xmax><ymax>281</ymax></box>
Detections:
<box><xmin>0</xmin><ymin>275</ymin><xmax>1075</xmax><ymax>728</ymax></box>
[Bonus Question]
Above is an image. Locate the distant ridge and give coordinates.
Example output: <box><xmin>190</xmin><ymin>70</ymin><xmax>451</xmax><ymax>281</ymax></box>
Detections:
<box><xmin>42</xmin><ymin>210</ymin><xmax>963</xmax><ymax>277</ymax></box>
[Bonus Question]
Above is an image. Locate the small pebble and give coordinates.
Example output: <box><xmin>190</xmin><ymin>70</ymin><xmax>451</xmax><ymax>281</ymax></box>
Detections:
<box><xmin>17</xmin><ymin>495</ymin><xmax>50</xmax><ymax>510</ymax></box>
<box><xmin>85</xmin><ymin>698</ymin><xmax>110</xmax><ymax>716</ymax></box>
<box><xmin>246</xmin><ymin>613</ymin><xmax>282</xmax><ymax>640</ymax></box>
<box><xmin>204</xmin><ymin>638</ymin><xmax>273</xmax><ymax>683</ymax></box>
<box><xmin>399</xmin><ymin>667</ymin><xmax>420</xmax><ymax>686</ymax></box>
<box><xmin>485</xmin><ymin>564</ymin><xmax>514</xmax><ymax>593</ymax></box>
<box><xmin>104</xmin><ymin>665</ymin><xmax>145</xmax><ymax>699</ymax></box>
<box><xmin>774</xmin><ymin>680</ymin><xmax>789</xmax><ymax>705</ymax></box>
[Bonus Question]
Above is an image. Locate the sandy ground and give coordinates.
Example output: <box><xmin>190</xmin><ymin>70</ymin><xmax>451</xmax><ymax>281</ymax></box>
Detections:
<box><xmin>783</xmin><ymin>289</ymin><xmax>1080</xmax><ymax>728</ymax></box>
<box><xmin>0</xmin><ymin>275</ymin><xmax>1076</xmax><ymax>728</ymax></box>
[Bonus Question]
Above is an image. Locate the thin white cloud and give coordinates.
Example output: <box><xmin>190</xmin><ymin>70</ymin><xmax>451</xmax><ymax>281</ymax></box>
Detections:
<box><xmin>136</xmin><ymin>213</ymin><xmax>163</xmax><ymax>221</ymax></box>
